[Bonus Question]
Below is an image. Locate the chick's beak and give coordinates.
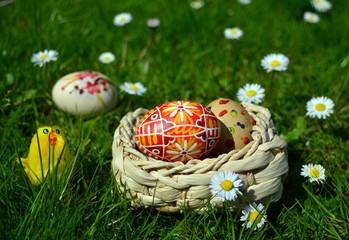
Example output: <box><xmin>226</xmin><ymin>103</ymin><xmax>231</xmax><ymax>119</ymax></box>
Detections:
<box><xmin>49</xmin><ymin>131</ymin><xmax>57</xmax><ymax>145</ymax></box>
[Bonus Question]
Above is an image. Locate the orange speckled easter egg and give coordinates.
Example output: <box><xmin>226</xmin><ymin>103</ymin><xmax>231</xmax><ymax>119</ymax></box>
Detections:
<box><xmin>207</xmin><ymin>98</ymin><xmax>255</xmax><ymax>155</ymax></box>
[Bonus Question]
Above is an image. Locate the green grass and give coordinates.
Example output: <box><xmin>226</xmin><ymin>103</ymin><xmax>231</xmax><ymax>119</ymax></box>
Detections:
<box><xmin>1</xmin><ymin>0</ymin><xmax>349</xmax><ymax>239</ymax></box>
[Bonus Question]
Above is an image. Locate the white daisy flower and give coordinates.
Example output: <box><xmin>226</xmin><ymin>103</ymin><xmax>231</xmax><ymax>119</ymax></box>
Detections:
<box><xmin>311</xmin><ymin>0</ymin><xmax>332</xmax><ymax>12</ymax></box>
<box><xmin>98</xmin><ymin>52</ymin><xmax>115</xmax><ymax>64</ymax></box>
<box><xmin>224</xmin><ymin>27</ymin><xmax>243</xmax><ymax>40</ymax></box>
<box><xmin>303</xmin><ymin>12</ymin><xmax>320</xmax><ymax>23</ymax></box>
<box><xmin>240</xmin><ymin>203</ymin><xmax>267</xmax><ymax>230</ymax></box>
<box><xmin>306</xmin><ymin>96</ymin><xmax>334</xmax><ymax>119</ymax></box>
<box><xmin>120</xmin><ymin>82</ymin><xmax>147</xmax><ymax>96</ymax></box>
<box><xmin>147</xmin><ymin>18</ymin><xmax>160</xmax><ymax>28</ymax></box>
<box><xmin>210</xmin><ymin>171</ymin><xmax>243</xmax><ymax>201</ymax></box>
<box><xmin>237</xmin><ymin>83</ymin><xmax>265</xmax><ymax>104</ymax></box>
<box><xmin>261</xmin><ymin>53</ymin><xmax>289</xmax><ymax>72</ymax></box>
<box><xmin>301</xmin><ymin>163</ymin><xmax>326</xmax><ymax>184</ymax></box>
<box><xmin>190</xmin><ymin>0</ymin><xmax>204</xmax><ymax>9</ymax></box>
<box><xmin>237</xmin><ymin>0</ymin><xmax>251</xmax><ymax>5</ymax></box>
<box><xmin>31</xmin><ymin>49</ymin><xmax>58</xmax><ymax>67</ymax></box>
<box><xmin>113</xmin><ymin>13</ymin><xmax>133</xmax><ymax>26</ymax></box>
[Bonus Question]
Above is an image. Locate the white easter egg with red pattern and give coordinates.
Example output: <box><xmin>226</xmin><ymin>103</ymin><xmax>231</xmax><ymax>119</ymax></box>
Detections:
<box><xmin>134</xmin><ymin>100</ymin><xmax>221</xmax><ymax>162</ymax></box>
<box><xmin>52</xmin><ymin>71</ymin><xmax>117</xmax><ymax>117</ymax></box>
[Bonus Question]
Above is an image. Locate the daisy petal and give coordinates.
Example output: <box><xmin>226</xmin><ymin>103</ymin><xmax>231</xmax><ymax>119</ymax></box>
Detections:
<box><xmin>301</xmin><ymin>163</ymin><xmax>326</xmax><ymax>184</ymax></box>
<box><xmin>306</xmin><ymin>96</ymin><xmax>334</xmax><ymax>119</ymax></box>
<box><xmin>209</xmin><ymin>170</ymin><xmax>243</xmax><ymax>201</ymax></box>
<box><xmin>261</xmin><ymin>53</ymin><xmax>289</xmax><ymax>72</ymax></box>
<box><xmin>114</xmin><ymin>13</ymin><xmax>133</xmax><ymax>26</ymax></box>
<box><xmin>224</xmin><ymin>27</ymin><xmax>243</xmax><ymax>40</ymax></box>
<box><xmin>240</xmin><ymin>202</ymin><xmax>267</xmax><ymax>230</ymax></box>
<box><xmin>237</xmin><ymin>83</ymin><xmax>265</xmax><ymax>104</ymax></box>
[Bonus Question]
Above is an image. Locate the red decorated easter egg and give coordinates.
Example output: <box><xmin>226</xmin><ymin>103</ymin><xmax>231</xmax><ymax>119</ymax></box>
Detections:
<box><xmin>135</xmin><ymin>100</ymin><xmax>221</xmax><ymax>162</ymax></box>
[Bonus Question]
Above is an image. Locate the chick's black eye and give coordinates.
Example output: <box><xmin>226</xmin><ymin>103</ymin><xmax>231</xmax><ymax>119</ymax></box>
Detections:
<box><xmin>43</xmin><ymin>128</ymin><xmax>49</xmax><ymax>134</ymax></box>
<box><xmin>56</xmin><ymin>129</ymin><xmax>60</xmax><ymax>134</ymax></box>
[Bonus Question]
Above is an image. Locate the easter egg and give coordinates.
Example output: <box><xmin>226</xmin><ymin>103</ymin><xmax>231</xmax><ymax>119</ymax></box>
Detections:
<box><xmin>135</xmin><ymin>100</ymin><xmax>221</xmax><ymax>162</ymax></box>
<box><xmin>207</xmin><ymin>98</ymin><xmax>255</xmax><ymax>155</ymax></box>
<box><xmin>52</xmin><ymin>71</ymin><xmax>117</xmax><ymax>117</ymax></box>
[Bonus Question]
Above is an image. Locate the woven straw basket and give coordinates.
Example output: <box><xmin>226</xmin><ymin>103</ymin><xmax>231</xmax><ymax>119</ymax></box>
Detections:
<box><xmin>112</xmin><ymin>103</ymin><xmax>288</xmax><ymax>213</ymax></box>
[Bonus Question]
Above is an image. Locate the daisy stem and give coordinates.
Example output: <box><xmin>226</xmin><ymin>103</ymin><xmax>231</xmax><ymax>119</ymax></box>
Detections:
<box><xmin>138</xmin><ymin>30</ymin><xmax>154</xmax><ymax>62</ymax></box>
<box><xmin>121</xmin><ymin>35</ymin><xmax>128</xmax><ymax>68</ymax></box>
<box><xmin>0</xmin><ymin>0</ymin><xmax>14</xmax><ymax>7</ymax></box>
<box><xmin>125</xmin><ymin>96</ymin><xmax>135</xmax><ymax>112</ymax></box>
<box><xmin>39</xmin><ymin>64</ymin><xmax>45</xmax><ymax>85</ymax></box>
<box><xmin>227</xmin><ymin>41</ymin><xmax>234</xmax><ymax>71</ymax></box>
<box><xmin>267</xmin><ymin>72</ymin><xmax>276</xmax><ymax>93</ymax></box>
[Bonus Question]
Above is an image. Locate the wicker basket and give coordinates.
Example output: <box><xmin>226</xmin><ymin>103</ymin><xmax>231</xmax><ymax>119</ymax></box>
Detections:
<box><xmin>111</xmin><ymin>103</ymin><xmax>288</xmax><ymax>213</ymax></box>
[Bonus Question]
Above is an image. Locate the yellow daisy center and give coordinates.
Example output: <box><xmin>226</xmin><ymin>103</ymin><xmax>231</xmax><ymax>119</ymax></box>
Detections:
<box><xmin>120</xmin><ymin>16</ymin><xmax>126</xmax><ymax>22</ymax></box>
<box><xmin>249</xmin><ymin>210</ymin><xmax>260</xmax><ymax>223</ymax></box>
<box><xmin>40</xmin><ymin>54</ymin><xmax>47</xmax><ymax>60</ymax></box>
<box><xmin>270</xmin><ymin>60</ymin><xmax>281</xmax><ymax>67</ymax></box>
<box><xmin>315</xmin><ymin>103</ymin><xmax>326</xmax><ymax>112</ymax></box>
<box><xmin>130</xmin><ymin>84</ymin><xmax>138</xmax><ymax>90</ymax></box>
<box><xmin>221</xmin><ymin>179</ymin><xmax>233</xmax><ymax>191</ymax></box>
<box><xmin>104</xmin><ymin>56</ymin><xmax>111</xmax><ymax>61</ymax></box>
<box><xmin>246</xmin><ymin>90</ymin><xmax>257</xmax><ymax>97</ymax></box>
<box><xmin>230</xmin><ymin>29</ymin><xmax>237</xmax><ymax>35</ymax></box>
<box><xmin>309</xmin><ymin>167</ymin><xmax>320</xmax><ymax>178</ymax></box>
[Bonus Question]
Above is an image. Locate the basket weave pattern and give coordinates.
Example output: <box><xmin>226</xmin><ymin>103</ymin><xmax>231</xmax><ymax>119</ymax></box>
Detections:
<box><xmin>112</xmin><ymin>103</ymin><xmax>288</xmax><ymax>213</ymax></box>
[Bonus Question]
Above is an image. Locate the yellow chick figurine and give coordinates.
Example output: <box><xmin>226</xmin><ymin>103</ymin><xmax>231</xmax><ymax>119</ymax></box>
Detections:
<box><xmin>18</xmin><ymin>126</ymin><xmax>71</xmax><ymax>185</ymax></box>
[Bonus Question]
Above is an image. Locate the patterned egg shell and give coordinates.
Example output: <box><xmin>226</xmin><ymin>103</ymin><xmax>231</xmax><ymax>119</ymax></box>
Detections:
<box><xmin>207</xmin><ymin>98</ymin><xmax>255</xmax><ymax>155</ymax></box>
<box><xmin>52</xmin><ymin>71</ymin><xmax>118</xmax><ymax>117</ymax></box>
<box><xmin>135</xmin><ymin>100</ymin><xmax>221</xmax><ymax>162</ymax></box>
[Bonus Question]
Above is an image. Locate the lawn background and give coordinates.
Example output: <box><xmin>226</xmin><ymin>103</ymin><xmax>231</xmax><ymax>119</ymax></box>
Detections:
<box><xmin>1</xmin><ymin>0</ymin><xmax>349</xmax><ymax>239</ymax></box>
